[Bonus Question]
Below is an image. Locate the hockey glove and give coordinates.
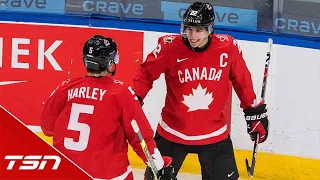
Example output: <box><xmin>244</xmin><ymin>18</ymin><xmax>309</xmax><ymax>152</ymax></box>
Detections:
<box><xmin>244</xmin><ymin>103</ymin><xmax>269</xmax><ymax>143</ymax></box>
<box><xmin>144</xmin><ymin>156</ymin><xmax>176</xmax><ymax>180</ymax></box>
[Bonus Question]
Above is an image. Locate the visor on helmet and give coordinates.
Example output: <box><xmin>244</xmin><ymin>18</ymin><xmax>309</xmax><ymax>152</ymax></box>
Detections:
<box><xmin>180</xmin><ymin>22</ymin><xmax>214</xmax><ymax>39</ymax></box>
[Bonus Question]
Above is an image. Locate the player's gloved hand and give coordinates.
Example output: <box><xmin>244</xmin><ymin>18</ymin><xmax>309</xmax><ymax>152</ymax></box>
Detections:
<box><xmin>243</xmin><ymin>103</ymin><xmax>269</xmax><ymax>143</ymax></box>
<box><xmin>144</xmin><ymin>156</ymin><xmax>176</xmax><ymax>180</ymax></box>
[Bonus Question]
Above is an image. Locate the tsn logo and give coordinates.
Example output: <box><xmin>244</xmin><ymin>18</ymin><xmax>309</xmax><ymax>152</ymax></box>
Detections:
<box><xmin>4</xmin><ymin>155</ymin><xmax>61</xmax><ymax>170</ymax></box>
<box><xmin>245</xmin><ymin>112</ymin><xmax>268</xmax><ymax>121</ymax></box>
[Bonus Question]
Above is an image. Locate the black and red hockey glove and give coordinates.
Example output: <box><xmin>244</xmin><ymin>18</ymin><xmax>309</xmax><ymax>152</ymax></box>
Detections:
<box><xmin>144</xmin><ymin>156</ymin><xmax>176</xmax><ymax>180</ymax></box>
<box><xmin>243</xmin><ymin>103</ymin><xmax>269</xmax><ymax>143</ymax></box>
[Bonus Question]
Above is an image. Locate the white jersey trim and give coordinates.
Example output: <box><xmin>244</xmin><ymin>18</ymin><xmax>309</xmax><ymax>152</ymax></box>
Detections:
<box><xmin>159</xmin><ymin>121</ymin><xmax>227</xmax><ymax>141</ymax></box>
<box><xmin>94</xmin><ymin>165</ymin><xmax>132</xmax><ymax>180</ymax></box>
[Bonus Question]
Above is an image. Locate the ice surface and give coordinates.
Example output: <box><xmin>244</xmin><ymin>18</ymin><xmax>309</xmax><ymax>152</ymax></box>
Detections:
<box><xmin>132</xmin><ymin>168</ymin><xmax>202</xmax><ymax>180</ymax></box>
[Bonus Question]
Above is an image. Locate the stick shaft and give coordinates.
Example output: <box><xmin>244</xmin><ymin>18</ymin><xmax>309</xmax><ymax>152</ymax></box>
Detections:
<box><xmin>260</xmin><ymin>38</ymin><xmax>273</xmax><ymax>102</ymax></box>
<box><xmin>246</xmin><ymin>38</ymin><xmax>273</xmax><ymax>178</ymax></box>
<box><xmin>131</xmin><ymin>120</ymin><xmax>159</xmax><ymax>180</ymax></box>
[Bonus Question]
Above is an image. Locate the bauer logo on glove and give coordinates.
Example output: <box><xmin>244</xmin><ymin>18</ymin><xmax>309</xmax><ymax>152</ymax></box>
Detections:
<box><xmin>243</xmin><ymin>104</ymin><xmax>269</xmax><ymax>143</ymax></box>
<box><xmin>245</xmin><ymin>112</ymin><xmax>268</xmax><ymax>121</ymax></box>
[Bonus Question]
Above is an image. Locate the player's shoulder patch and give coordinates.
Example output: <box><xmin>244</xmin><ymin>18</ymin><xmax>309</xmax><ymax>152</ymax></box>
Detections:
<box><xmin>158</xmin><ymin>34</ymin><xmax>181</xmax><ymax>51</ymax></box>
<box><xmin>214</xmin><ymin>34</ymin><xmax>237</xmax><ymax>50</ymax></box>
<box><xmin>215</xmin><ymin>34</ymin><xmax>233</xmax><ymax>43</ymax></box>
<box><xmin>113</xmin><ymin>79</ymin><xmax>125</xmax><ymax>86</ymax></box>
<box><xmin>162</xmin><ymin>35</ymin><xmax>176</xmax><ymax>44</ymax></box>
<box><xmin>112</xmin><ymin>79</ymin><xmax>138</xmax><ymax>101</ymax></box>
<box><xmin>216</xmin><ymin>34</ymin><xmax>230</xmax><ymax>42</ymax></box>
<box><xmin>112</xmin><ymin>78</ymin><xmax>129</xmax><ymax>92</ymax></box>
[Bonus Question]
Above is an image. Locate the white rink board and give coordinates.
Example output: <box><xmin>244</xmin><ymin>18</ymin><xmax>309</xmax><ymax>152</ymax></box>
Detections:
<box><xmin>142</xmin><ymin>31</ymin><xmax>320</xmax><ymax>159</ymax></box>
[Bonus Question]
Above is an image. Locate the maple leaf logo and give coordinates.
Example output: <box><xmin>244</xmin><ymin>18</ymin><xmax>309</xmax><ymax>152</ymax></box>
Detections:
<box><xmin>182</xmin><ymin>84</ymin><xmax>214</xmax><ymax>112</ymax></box>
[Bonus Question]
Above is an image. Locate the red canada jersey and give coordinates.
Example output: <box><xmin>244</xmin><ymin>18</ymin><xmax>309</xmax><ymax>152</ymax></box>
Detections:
<box><xmin>133</xmin><ymin>34</ymin><xmax>256</xmax><ymax>145</ymax></box>
<box><xmin>40</xmin><ymin>76</ymin><xmax>156</xmax><ymax>179</ymax></box>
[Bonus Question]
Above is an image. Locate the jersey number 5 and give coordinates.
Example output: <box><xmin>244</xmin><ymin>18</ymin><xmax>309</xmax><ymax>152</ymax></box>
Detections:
<box><xmin>64</xmin><ymin>103</ymin><xmax>94</xmax><ymax>151</ymax></box>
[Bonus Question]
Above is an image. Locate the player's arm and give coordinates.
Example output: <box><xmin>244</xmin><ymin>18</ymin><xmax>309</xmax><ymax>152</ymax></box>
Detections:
<box><xmin>117</xmin><ymin>87</ymin><xmax>162</xmax><ymax>165</ymax></box>
<box><xmin>117</xmin><ymin>87</ymin><xmax>173</xmax><ymax>175</ymax></box>
<box><xmin>133</xmin><ymin>36</ymin><xmax>171</xmax><ymax>104</ymax></box>
<box><xmin>229</xmin><ymin>37</ymin><xmax>269</xmax><ymax>143</ymax></box>
<box><xmin>229</xmin><ymin>37</ymin><xmax>256</xmax><ymax>108</ymax></box>
<box><xmin>40</xmin><ymin>85</ymin><xmax>66</xmax><ymax>137</ymax></box>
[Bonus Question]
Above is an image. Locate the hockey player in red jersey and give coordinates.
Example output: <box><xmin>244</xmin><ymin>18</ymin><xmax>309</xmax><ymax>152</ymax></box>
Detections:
<box><xmin>40</xmin><ymin>35</ymin><xmax>175</xmax><ymax>180</ymax></box>
<box><xmin>133</xmin><ymin>2</ymin><xmax>269</xmax><ymax>180</ymax></box>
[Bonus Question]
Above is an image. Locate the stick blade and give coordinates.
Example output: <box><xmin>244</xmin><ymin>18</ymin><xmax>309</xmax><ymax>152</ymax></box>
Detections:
<box><xmin>245</xmin><ymin>158</ymin><xmax>253</xmax><ymax>178</ymax></box>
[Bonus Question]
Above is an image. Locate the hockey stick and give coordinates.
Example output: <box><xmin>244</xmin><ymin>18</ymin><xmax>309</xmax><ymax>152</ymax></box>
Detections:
<box><xmin>131</xmin><ymin>120</ymin><xmax>159</xmax><ymax>180</ymax></box>
<box><xmin>245</xmin><ymin>38</ymin><xmax>273</xmax><ymax>178</ymax></box>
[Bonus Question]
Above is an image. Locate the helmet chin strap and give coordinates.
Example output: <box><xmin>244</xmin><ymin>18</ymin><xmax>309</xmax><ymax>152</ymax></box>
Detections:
<box><xmin>182</xmin><ymin>35</ymin><xmax>212</xmax><ymax>52</ymax></box>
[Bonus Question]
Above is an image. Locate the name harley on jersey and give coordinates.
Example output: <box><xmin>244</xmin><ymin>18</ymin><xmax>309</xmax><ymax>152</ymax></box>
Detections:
<box><xmin>67</xmin><ymin>87</ymin><xmax>107</xmax><ymax>101</ymax></box>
